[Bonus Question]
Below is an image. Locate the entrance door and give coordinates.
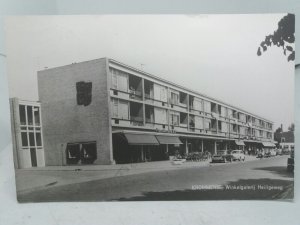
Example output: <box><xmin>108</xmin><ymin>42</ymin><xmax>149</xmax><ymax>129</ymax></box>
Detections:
<box><xmin>30</xmin><ymin>148</ymin><xmax>37</xmax><ymax>167</ymax></box>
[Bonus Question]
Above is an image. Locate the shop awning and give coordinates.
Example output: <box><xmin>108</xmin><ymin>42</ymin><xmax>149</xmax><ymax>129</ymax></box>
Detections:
<box><xmin>155</xmin><ymin>135</ymin><xmax>183</xmax><ymax>145</ymax></box>
<box><xmin>124</xmin><ymin>133</ymin><xmax>159</xmax><ymax>145</ymax></box>
<box><xmin>235</xmin><ymin>140</ymin><xmax>245</xmax><ymax>146</ymax></box>
<box><xmin>262</xmin><ymin>142</ymin><xmax>276</xmax><ymax>147</ymax></box>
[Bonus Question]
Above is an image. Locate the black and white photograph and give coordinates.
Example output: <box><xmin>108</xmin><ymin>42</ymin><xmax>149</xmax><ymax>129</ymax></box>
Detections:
<box><xmin>5</xmin><ymin>14</ymin><xmax>295</xmax><ymax>202</ymax></box>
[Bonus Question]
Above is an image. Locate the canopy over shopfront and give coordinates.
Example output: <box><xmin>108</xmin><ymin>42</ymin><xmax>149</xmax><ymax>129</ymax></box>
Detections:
<box><xmin>235</xmin><ymin>140</ymin><xmax>245</xmax><ymax>146</ymax></box>
<box><xmin>124</xmin><ymin>133</ymin><xmax>159</xmax><ymax>145</ymax></box>
<box><xmin>155</xmin><ymin>135</ymin><xmax>183</xmax><ymax>145</ymax></box>
<box><xmin>262</xmin><ymin>142</ymin><xmax>276</xmax><ymax>147</ymax></box>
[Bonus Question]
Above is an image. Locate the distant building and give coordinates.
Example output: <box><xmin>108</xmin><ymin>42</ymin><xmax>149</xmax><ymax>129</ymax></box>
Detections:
<box><xmin>34</xmin><ymin>58</ymin><xmax>274</xmax><ymax>166</ymax></box>
<box><xmin>279</xmin><ymin>131</ymin><xmax>294</xmax><ymax>152</ymax></box>
<box><xmin>10</xmin><ymin>98</ymin><xmax>45</xmax><ymax>168</ymax></box>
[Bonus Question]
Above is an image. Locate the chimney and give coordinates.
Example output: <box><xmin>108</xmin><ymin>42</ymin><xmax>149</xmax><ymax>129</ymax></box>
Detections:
<box><xmin>281</xmin><ymin>124</ymin><xmax>283</xmax><ymax>132</ymax></box>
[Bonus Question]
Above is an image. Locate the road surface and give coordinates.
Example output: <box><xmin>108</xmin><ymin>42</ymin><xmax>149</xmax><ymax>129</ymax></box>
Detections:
<box><xmin>18</xmin><ymin>156</ymin><xmax>293</xmax><ymax>202</ymax></box>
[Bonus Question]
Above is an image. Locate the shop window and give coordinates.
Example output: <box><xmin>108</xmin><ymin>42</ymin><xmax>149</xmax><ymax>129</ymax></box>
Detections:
<box><xmin>66</xmin><ymin>144</ymin><xmax>81</xmax><ymax>164</ymax></box>
<box><xmin>66</xmin><ymin>142</ymin><xmax>97</xmax><ymax>165</ymax></box>
<box><xmin>81</xmin><ymin>142</ymin><xmax>97</xmax><ymax>164</ymax></box>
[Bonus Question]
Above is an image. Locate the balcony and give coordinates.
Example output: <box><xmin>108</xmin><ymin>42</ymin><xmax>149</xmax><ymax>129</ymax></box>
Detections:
<box><xmin>130</xmin><ymin>102</ymin><xmax>143</xmax><ymax>126</ymax></box>
<box><xmin>179</xmin><ymin>91</ymin><xmax>188</xmax><ymax>107</ymax></box>
<box><xmin>188</xmin><ymin>114</ymin><xmax>195</xmax><ymax>132</ymax></box>
<box><xmin>129</xmin><ymin>75</ymin><xmax>143</xmax><ymax>101</ymax></box>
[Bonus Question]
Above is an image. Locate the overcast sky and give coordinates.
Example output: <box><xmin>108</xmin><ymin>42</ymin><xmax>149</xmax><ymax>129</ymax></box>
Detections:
<box><xmin>5</xmin><ymin>14</ymin><xmax>294</xmax><ymax>130</ymax></box>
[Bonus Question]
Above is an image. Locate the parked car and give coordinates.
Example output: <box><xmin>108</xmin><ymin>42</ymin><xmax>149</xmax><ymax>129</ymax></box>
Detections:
<box><xmin>264</xmin><ymin>151</ymin><xmax>271</xmax><ymax>158</ymax></box>
<box><xmin>282</xmin><ymin>148</ymin><xmax>290</xmax><ymax>155</ymax></box>
<box><xmin>230</xmin><ymin>150</ymin><xmax>245</xmax><ymax>161</ymax></box>
<box><xmin>211</xmin><ymin>150</ymin><xmax>232</xmax><ymax>163</ymax></box>
<box><xmin>257</xmin><ymin>152</ymin><xmax>264</xmax><ymax>158</ymax></box>
<box><xmin>270</xmin><ymin>149</ymin><xmax>277</xmax><ymax>157</ymax></box>
<box><xmin>275</xmin><ymin>148</ymin><xmax>282</xmax><ymax>156</ymax></box>
<box><xmin>287</xmin><ymin>149</ymin><xmax>294</xmax><ymax>172</ymax></box>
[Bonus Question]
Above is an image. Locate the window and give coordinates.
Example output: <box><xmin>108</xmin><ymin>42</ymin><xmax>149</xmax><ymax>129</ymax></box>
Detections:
<box><xmin>160</xmin><ymin>88</ymin><xmax>167</xmax><ymax>102</ymax></box>
<box><xmin>205</xmin><ymin>119</ymin><xmax>211</xmax><ymax>130</ymax></box>
<box><xmin>19</xmin><ymin>105</ymin><xmax>26</xmax><ymax>125</ymax></box>
<box><xmin>112</xmin><ymin>99</ymin><xmax>118</xmax><ymax>118</ymax></box>
<box><xmin>29</xmin><ymin>132</ymin><xmax>35</xmax><ymax>146</ymax></box>
<box><xmin>204</xmin><ymin>101</ymin><xmax>211</xmax><ymax>113</ymax></box>
<box><xmin>195</xmin><ymin>116</ymin><xmax>204</xmax><ymax>129</ymax></box>
<box><xmin>34</xmin><ymin>107</ymin><xmax>40</xmax><ymax>126</ymax></box>
<box><xmin>118</xmin><ymin>100</ymin><xmax>129</xmax><ymax>119</ymax></box>
<box><xmin>27</xmin><ymin>106</ymin><xmax>33</xmax><ymax>125</ymax></box>
<box><xmin>180</xmin><ymin>112</ymin><xmax>188</xmax><ymax>124</ymax></box>
<box><xmin>35</xmin><ymin>132</ymin><xmax>42</xmax><ymax>146</ymax></box>
<box><xmin>111</xmin><ymin>69</ymin><xmax>118</xmax><ymax>89</ymax></box>
<box><xmin>21</xmin><ymin>132</ymin><xmax>28</xmax><ymax>147</ymax></box>
<box><xmin>113</xmin><ymin>69</ymin><xmax>128</xmax><ymax>92</ymax></box>
<box><xmin>194</xmin><ymin>98</ymin><xmax>202</xmax><ymax>111</ymax></box>
<box><xmin>154</xmin><ymin>108</ymin><xmax>167</xmax><ymax>124</ymax></box>
<box><xmin>221</xmin><ymin>122</ymin><xmax>228</xmax><ymax>133</ymax></box>
<box><xmin>111</xmin><ymin>99</ymin><xmax>129</xmax><ymax>119</ymax></box>
<box><xmin>170</xmin><ymin>92</ymin><xmax>179</xmax><ymax>105</ymax></box>
<box><xmin>218</xmin><ymin>120</ymin><xmax>222</xmax><ymax>130</ymax></box>
<box><xmin>170</xmin><ymin>111</ymin><xmax>179</xmax><ymax>125</ymax></box>
<box><xmin>220</xmin><ymin>106</ymin><xmax>226</xmax><ymax>117</ymax></box>
<box><xmin>218</xmin><ymin>105</ymin><xmax>221</xmax><ymax>114</ymax></box>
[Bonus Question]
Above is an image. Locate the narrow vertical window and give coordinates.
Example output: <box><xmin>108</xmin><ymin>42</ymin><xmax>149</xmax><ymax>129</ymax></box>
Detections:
<box><xmin>34</xmin><ymin>106</ymin><xmax>40</xmax><ymax>126</ymax></box>
<box><xmin>21</xmin><ymin>132</ymin><xmax>28</xmax><ymax>147</ymax></box>
<box><xmin>35</xmin><ymin>132</ymin><xmax>42</xmax><ymax>146</ymax></box>
<box><xmin>19</xmin><ymin>105</ymin><xmax>26</xmax><ymax>125</ymax></box>
<box><xmin>27</xmin><ymin>106</ymin><xmax>33</xmax><ymax>125</ymax></box>
<box><xmin>29</xmin><ymin>132</ymin><xmax>35</xmax><ymax>146</ymax></box>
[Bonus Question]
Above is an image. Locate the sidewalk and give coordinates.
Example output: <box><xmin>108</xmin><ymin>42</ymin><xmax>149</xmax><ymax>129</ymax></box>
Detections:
<box><xmin>16</xmin><ymin>155</ymin><xmax>260</xmax><ymax>194</ymax></box>
<box><xmin>16</xmin><ymin>160</ymin><xmax>210</xmax><ymax>193</ymax></box>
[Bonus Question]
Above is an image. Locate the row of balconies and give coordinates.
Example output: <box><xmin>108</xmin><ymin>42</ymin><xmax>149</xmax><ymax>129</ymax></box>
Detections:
<box><xmin>111</xmin><ymin>99</ymin><xmax>272</xmax><ymax>139</ymax></box>
<box><xmin>111</xmin><ymin>91</ymin><xmax>273</xmax><ymax>134</ymax></box>
<box><xmin>110</xmin><ymin>67</ymin><xmax>273</xmax><ymax>131</ymax></box>
<box><xmin>111</xmin><ymin>116</ymin><xmax>272</xmax><ymax>141</ymax></box>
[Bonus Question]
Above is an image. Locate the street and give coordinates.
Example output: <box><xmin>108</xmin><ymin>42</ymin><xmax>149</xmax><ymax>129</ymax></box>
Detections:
<box><xmin>18</xmin><ymin>156</ymin><xmax>293</xmax><ymax>202</ymax></box>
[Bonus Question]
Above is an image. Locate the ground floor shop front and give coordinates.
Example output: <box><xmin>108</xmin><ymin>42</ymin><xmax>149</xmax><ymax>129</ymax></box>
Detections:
<box><xmin>111</xmin><ymin>131</ymin><xmax>272</xmax><ymax>164</ymax></box>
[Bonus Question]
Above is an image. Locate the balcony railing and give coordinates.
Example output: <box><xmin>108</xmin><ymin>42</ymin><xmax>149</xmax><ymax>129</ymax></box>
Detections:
<box><xmin>130</xmin><ymin>116</ymin><xmax>143</xmax><ymax>126</ymax></box>
<box><xmin>145</xmin><ymin>118</ymin><xmax>154</xmax><ymax>123</ymax></box>
<box><xmin>129</xmin><ymin>90</ymin><xmax>142</xmax><ymax>100</ymax></box>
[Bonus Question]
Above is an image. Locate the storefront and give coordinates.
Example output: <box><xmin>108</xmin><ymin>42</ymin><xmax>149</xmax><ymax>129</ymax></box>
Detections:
<box><xmin>112</xmin><ymin>131</ymin><xmax>183</xmax><ymax>164</ymax></box>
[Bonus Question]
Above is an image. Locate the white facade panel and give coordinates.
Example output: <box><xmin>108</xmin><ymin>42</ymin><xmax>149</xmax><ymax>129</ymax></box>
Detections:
<box><xmin>195</xmin><ymin>116</ymin><xmax>204</xmax><ymax>129</ymax></box>
<box><xmin>154</xmin><ymin>108</ymin><xmax>167</xmax><ymax>124</ymax></box>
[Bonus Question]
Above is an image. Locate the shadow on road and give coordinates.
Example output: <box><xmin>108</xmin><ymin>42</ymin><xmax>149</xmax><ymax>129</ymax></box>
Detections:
<box><xmin>17</xmin><ymin>165</ymin><xmax>294</xmax><ymax>202</ymax></box>
<box><xmin>253</xmin><ymin>166</ymin><xmax>294</xmax><ymax>178</ymax></box>
<box><xmin>117</xmin><ymin>178</ymin><xmax>294</xmax><ymax>201</ymax></box>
